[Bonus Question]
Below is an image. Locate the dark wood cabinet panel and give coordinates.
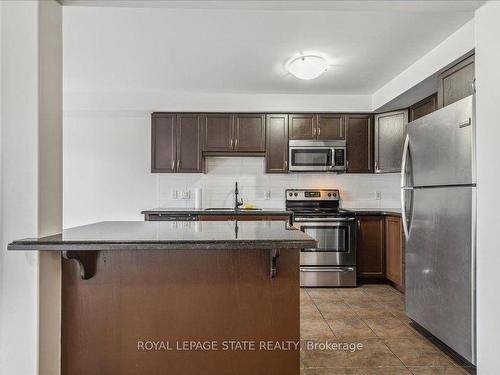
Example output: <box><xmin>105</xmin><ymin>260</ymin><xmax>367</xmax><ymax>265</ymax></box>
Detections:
<box><xmin>409</xmin><ymin>93</ymin><xmax>437</xmax><ymax>122</ymax></box>
<box><xmin>202</xmin><ymin>114</ymin><xmax>234</xmax><ymax>152</ymax></box>
<box><xmin>176</xmin><ymin>114</ymin><xmax>203</xmax><ymax>173</ymax></box>
<box><xmin>357</xmin><ymin>216</ymin><xmax>385</xmax><ymax>278</ymax></box>
<box><xmin>374</xmin><ymin>110</ymin><xmax>408</xmax><ymax>173</ymax></box>
<box><xmin>345</xmin><ymin>114</ymin><xmax>373</xmax><ymax>173</ymax></box>
<box><xmin>234</xmin><ymin>114</ymin><xmax>265</xmax><ymax>152</ymax></box>
<box><xmin>151</xmin><ymin>113</ymin><xmax>176</xmax><ymax>173</ymax></box>
<box><xmin>266</xmin><ymin>114</ymin><xmax>289</xmax><ymax>173</ymax></box>
<box><xmin>317</xmin><ymin>114</ymin><xmax>345</xmax><ymax>140</ymax></box>
<box><xmin>438</xmin><ymin>54</ymin><xmax>475</xmax><ymax>109</ymax></box>
<box><xmin>385</xmin><ymin>216</ymin><xmax>404</xmax><ymax>289</ymax></box>
<box><xmin>289</xmin><ymin>114</ymin><xmax>316</xmax><ymax>140</ymax></box>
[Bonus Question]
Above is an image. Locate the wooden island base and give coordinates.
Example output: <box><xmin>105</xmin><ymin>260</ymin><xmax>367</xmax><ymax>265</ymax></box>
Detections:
<box><xmin>62</xmin><ymin>248</ymin><xmax>300</xmax><ymax>375</ymax></box>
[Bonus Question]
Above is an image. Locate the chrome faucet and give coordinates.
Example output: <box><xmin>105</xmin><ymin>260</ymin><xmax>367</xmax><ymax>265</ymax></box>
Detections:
<box><xmin>234</xmin><ymin>181</ymin><xmax>244</xmax><ymax>210</ymax></box>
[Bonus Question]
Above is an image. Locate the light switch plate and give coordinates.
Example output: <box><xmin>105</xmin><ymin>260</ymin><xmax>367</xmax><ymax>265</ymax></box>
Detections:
<box><xmin>375</xmin><ymin>191</ymin><xmax>382</xmax><ymax>200</ymax></box>
<box><xmin>265</xmin><ymin>190</ymin><xmax>271</xmax><ymax>200</ymax></box>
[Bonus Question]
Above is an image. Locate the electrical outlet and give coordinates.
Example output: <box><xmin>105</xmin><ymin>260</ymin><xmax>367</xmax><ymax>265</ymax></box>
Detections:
<box><xmin>375</xmin><ymin>191</ymin><xmax>382</xmax><ymax>200</ymax></box>
<box><xmin>171</xmin><ymin>189</ymin><xmax>179</xmax><ymax>200</ymax></box>
<box><xmin>181</xmin><ymin>190</ymin><xmax>191</xmax><ymax>199</ymax></box>
<box><xmin>265</xmin><ymin>190</ymin><xmax>271</xmax><ymax>200</ymax></box>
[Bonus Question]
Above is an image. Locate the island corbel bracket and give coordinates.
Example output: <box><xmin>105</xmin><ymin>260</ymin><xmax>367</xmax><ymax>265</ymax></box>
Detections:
<box><xmin>270</xmin><ymin>248</ymin><xmax>280</xmax><ymax>278</ymax></box>
<box><xmin>62</xmin><ymin>250</ymin><xmax>99</xmax><ymax>280</ymax></box>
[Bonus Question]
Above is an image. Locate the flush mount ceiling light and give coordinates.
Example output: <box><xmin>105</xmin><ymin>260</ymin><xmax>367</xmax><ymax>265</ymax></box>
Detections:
<box><xmin>286</xmin><ymin>55</ymin><xmax>329</xmax><ymax>80</ymax></box>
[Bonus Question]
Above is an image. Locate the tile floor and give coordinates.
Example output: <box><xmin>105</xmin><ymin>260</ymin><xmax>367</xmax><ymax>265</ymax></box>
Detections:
<box><xmin>300</xmin><ymin>284</ymin><xmax>476</xmax><ymax>375</ymax></box>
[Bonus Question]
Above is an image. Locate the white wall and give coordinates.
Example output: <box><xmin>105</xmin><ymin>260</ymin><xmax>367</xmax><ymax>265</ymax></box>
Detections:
<box><xmin>0</xmin><ymin>1</ymin><xmax>62</xmax><ymax>374</ymax></box>
<box><xmin>474</xmin><ymin>2</ymin><xmax>500</xmax><ymax>373</ymax></box>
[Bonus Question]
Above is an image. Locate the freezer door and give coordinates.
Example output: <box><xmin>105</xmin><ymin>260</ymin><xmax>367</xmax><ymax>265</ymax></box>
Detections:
<box><xmin>406</xmin><ymin>186</ymin><xmax>475</xmax><ymax>363</ymax></box>
<box><xmin>406</xmin><ymin>95</ymin><xmax>474</xmax><ymax>187</ymax></box>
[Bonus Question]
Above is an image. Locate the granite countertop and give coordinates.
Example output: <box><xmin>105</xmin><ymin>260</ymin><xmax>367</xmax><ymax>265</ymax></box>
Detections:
<box><xmin>141</xmin><ymin>208</ymin><xmax>293</xmax><ymax>216</ymax></box>
<box><xmin>8</xmin><ymin>221</ymin><xmax>316</xmax><ymax>251</ymax></box>
<box><xmin>347</xmin><ymin>208</ymin><xmax>401</xmax><ymax>216</ymax></box>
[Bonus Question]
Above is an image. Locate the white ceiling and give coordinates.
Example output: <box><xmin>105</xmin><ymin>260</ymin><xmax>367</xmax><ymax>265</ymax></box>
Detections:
<box><xmin>63</xmin><ymin>1</ymin><xmax>481</xmax><ymax>95</ymax></box>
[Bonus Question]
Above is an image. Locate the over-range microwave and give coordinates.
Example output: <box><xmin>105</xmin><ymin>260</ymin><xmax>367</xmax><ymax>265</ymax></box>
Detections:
<box><xmin>288</xmin><ymin>140</ymin><xmax>346</xmax><ymax>172</ymax></box>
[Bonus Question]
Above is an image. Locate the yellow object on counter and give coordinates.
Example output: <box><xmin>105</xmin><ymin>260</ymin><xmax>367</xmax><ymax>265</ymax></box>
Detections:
<box><xmin>242</xmin><ymin>203</ymin><xmax>255</xmax><ymax>209</ymax></box>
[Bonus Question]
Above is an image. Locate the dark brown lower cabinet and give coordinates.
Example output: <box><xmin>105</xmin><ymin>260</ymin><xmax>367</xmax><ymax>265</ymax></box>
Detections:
<box><xmin>199</xmin><ymin>214</ymin><xmax>290</xmax><ymax>221</ymax></box>
<box><xmin>346</xmin><ymin>114</ymin><xmax>374</xmax><ymax>173</ymax></box>
<box><xmin>385</xmin><ymin>216</ymin><xmax>404</xmax><ymax>290</ymax></box>
<box><xmin>357</xmin><ymin>216</ymin><xmax>385</xmax><ymax>278</ymax></box>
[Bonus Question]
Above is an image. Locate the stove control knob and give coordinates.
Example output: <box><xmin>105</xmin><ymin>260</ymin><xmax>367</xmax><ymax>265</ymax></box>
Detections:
<box><xmin>294</xmin><ymin>192</ymin><xmax>298</xmax><ymax>197</ymax></box>
<box><xmin>288</xmin><ymin>192</ymin><xmax>293</xmax><ymax>197</ymax></box>
<box><xmin>328</xmin><ymin>193</ymin><xmax>332</xmax><ymax>197</ymax></box>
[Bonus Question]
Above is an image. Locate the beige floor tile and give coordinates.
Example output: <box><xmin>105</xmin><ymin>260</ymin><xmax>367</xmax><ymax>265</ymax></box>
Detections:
<box><xmin>363</xmin><ymin>317</ymin><xmax>418</xmax><ymax>338</ymax></box>
<box><xmin>356</xmin><ymin>368</ymin><xmax>413</xmax><ymax>375</ymax></box>
<box><xmin>315</xmin><ymin>301</ymin><xmax>356</xmax><ymax>319</ymax></box>
<box><xmin>407</xmin><ymin>366</ymin><xmax>474</xmax><ymax>375</ymax></box>
<box><xmin>301</xmin><ymin>317</ymin><xmax>336</xmax><ymax>340</ymax></box>
<box><xmin>307</xmin><ymin>289</ymin><xmax>345</xmax><ymax>302</ymax></box>
<box><xmin>384</xmin><ymin>337</ymin><xmax>453</xmax><ymax>367</ymax></box>
<box><xmin>304</xmin><ymin>368</ymin><xmax>358</xmax><ymax>375</ymax></box>
<box><xmin>326</xmin><ymin>317</ymin><xmax>377</xmax><ymax>339</ymax></box>
<box><xmin>346</xmin><ymin>301</ymin><xmax>396</xmax><ymax>318</ymax></box>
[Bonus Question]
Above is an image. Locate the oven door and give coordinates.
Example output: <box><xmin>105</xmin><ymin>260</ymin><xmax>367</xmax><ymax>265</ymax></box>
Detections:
<box><xmin>296</xmin><ymin>220</ymin><xmax>356</xmax><ymax>266</ymax></box>
<box><xmin>288</xmin><ymin>146</ymin><xmax>334</xmax><ymax>171</ymax></box>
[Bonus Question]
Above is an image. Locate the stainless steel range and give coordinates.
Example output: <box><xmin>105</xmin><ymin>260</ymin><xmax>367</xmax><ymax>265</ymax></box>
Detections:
<box><xmin>286</xmin><ymin>189</ymin><xmax>357</xmax><ymax>287</ymax></box>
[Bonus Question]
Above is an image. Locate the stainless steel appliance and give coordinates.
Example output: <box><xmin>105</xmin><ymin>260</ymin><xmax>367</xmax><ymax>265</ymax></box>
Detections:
<box><xmin>286</xmin><ymin>189</ymin><xmax>357</xmax><ymax>287</ymax></box>
<box><xmin>402</xmin><ymin>95</ymin><xmax>476</xmax><ymax>364</ymax></box>
<box><xmin>288</xmin><ymin>140</ymin><xmax>346</xmax><ymax>172</ymax></box>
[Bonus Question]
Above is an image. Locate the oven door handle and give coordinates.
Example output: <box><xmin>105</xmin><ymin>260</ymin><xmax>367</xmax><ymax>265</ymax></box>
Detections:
<box><xmin>294</xmin><ymin>217</ymin><xmax>355</xmax><ymax>222</ymax></box>
<box><xmin>300</xmin><ymin>267</ymin><xmax>355</xmax><ymax>272</ymax></box>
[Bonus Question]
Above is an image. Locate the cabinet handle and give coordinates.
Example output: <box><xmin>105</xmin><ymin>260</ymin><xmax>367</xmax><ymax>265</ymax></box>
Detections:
<box><xmin>318</xmin><ymin>127</ymin><xmax>321</xmax><ymax>136</ymax></box>
<box><xmin>235</xmin><ymin>138</ymin><xmax>238</xmax><ymax>148</ymax></box>
<box><xmin>177</xmin><ymin>160</ymin><xmax>180</xmax><ymax>169</ymax></box>
<box><xmin>284</xmin><ymin>160</ymin><xmax>288</xmax><ymax>169</ymax></box>
<box><xmin>171</xmin><ymin>159</ymin><xmax>175</xmax><ymax>170</ymax></box>
<box><xmin>312</xmin><ymin>127</ymin><xmax>316</xmax><ymax>137</ymax></box>
<box><xmin>375</xmin><ymin>160</ymin><xmax>379</xmax><ymax>171</ymax></box>
<box><xmin>230</xmin><ymin>138</ymin><xmax>233</xmax><ymax>148</ymax></box>
<box><xmin>346</xmin><ymin>160</ymin><xmax>349</xmax><ymax>170</ymax></box>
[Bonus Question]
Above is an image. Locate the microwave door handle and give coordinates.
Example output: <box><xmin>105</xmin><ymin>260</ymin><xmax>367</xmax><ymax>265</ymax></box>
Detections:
<box><xmin>330</xmin><ymin>148</ymin><xmax>336</xmax><ymax>168</ymax></box>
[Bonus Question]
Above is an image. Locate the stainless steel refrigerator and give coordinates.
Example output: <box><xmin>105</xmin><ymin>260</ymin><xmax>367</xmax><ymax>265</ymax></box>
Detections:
<box><xmin>401</xmin><ymin>95</ymin><xmax>476</xmax><ymax>364</ymax></box>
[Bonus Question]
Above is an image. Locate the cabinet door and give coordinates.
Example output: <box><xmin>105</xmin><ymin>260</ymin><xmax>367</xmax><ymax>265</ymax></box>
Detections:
<box><xmin>437</xmin><ymin>55</ymin><xmax>475</xmax><ymax>109</ymax></box>
<box><xmin>357</xmin><ymin>216</ymin><xmax>385</xmax><ymax>278</ymax></box>
<box><xmin>345</xmin><ymin>114</ymin><xmax>373</xmax><ymax>173</ymax></box>
<box><xmin>288</xmin><ymin>114</ymin><xmax>316</xmax><ymax>140</ymax></box>
<box><xmin>234</xmin><ymin>114</ymin><xmax>266</xmax><ymax>152</ymax></box>
<box><xmin>234</xmin><ymin>215</ymin><xmax>266</xmax><ymax>221</ymax></box>
<box><xmin>409</xmin><ymin>94</ymin><xmax>437</xmax><ymax>122</ymax></box>
<box><xmin>199</xmin><ymin>215</ymin><xmax>234</xmax><ymax>221</ymax></box>
<box><xmin>385</xmin><ymin>216</ymin><xmax>404</xmax><ymax>288</ymax></box>
<box><xmin>177</xmin><ymin>114</ymin><xmax>203</xmax><ymax>173</ymax></box>
<box><xmin>151</xmin><ymin>113</ymin><xmax>176</xmax><ymax>172</ymax></box>
<box><xmin>202</xmin><ymin>114</ymin><xmax>234</xmax><ymax>151</ymax></box>
<box><xmin>265</xmin><ymin>114</ymin><xmax>288</xmax><ymax>173</ymax></box>
<box><xmin>374</xmin><ymin>110</ymin><xmax>408</xmax><ymax>173</ymax></box>
<box><xmin>317</xmin><ymin>114</ymin><xmax>345</xmax><ymax>140</ymax></box>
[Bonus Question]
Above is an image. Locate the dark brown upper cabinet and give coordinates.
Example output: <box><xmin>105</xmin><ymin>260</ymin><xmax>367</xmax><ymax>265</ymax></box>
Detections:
<box><xmin>234</xmin><ymin>114</ymin><xmax>266</xmax><ymax>152</ymax></box>
<box><xmin>151</xmin><ymin>113</ymin><xmax>176</xmax><ymax>172</ymax></box>
<box><xmin>265</xmin><ymin>114</ymin><xmax>288</xmax><ymax>173</ymax></box>
<box><xmin>202</xmin><ymin>114</ymin><xmax>234</xmax><ymax>152</ymax></box>
<box><xmin>409</xmin><ymin>93</ymin><xmax>437</xmax><ymax>122</ymax></box>
<box><xmin>151</xmin><ymin>113</ymin><xmax>203</xmax><ymax>173</ymax></box>
<box><xmin>176</xmin><ymin>114</ymin><xmax>203</xmax><ymax>172</ymax></box>
<box><xmin>317</xmin><ymin>114</ymin><xmax>345</xmax><ymax>140</ymax></box>
<box><xmin>374</xmin><ymin>109</ymin><xmax>408</xmax><ymax>173</ymax></box>
<box><xmin>345</xmin><ymin>114</ymin><xmax>373</xmax><ymax>173</ymax></box>
<box><xmin>288</xmin><ymin>114</ymin><xmax>315</xmax><ymax>140</ymax></box>
<box><xmin>289</xmin><ymin>114</ymin><xmax>344</xmax><ymax>141</ymax></box>
<box><xmin>437</xmin><ymin>54</ymin><xmax>475</xmax><ymax>109</ymax></box>
<box><xmin>203</xmin><ymin>113</ymin><xmax>265</xmax><ymax>154</ymax></box>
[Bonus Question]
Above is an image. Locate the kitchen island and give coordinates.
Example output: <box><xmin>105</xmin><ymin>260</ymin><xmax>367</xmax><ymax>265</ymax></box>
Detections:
<box><xmin>9</xmin><ymin>221</ymin><xmax>315</xmax><ymax>375</ymax></box>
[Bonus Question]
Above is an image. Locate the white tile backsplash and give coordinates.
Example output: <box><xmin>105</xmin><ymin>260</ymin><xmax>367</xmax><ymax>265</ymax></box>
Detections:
<box><xmin>157</xmin><ymin>157</ymin><xmax>401</xmax><ymax>209</ymax></box>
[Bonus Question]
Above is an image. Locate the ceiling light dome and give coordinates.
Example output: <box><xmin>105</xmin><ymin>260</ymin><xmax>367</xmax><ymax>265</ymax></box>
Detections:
<box><xmin>286</xmin><ymin>55</ymin><xmax>329</xmax><ymax>80</ymax></box>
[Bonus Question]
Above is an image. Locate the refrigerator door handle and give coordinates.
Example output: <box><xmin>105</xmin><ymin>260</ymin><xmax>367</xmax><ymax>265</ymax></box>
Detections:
<box><xmin>401</xmin><ymin>133</ymin><xmax>410</xmax><ymax>188</ymax></box>
<box><xmin>401</xmin><ymin>187</ymin><xmax>413</xmax><ymax>240</ymax></box>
